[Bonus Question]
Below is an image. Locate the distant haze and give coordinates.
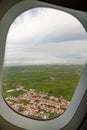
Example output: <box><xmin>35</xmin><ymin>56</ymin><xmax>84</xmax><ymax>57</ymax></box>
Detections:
<box><xmin>4</xmin><ymin>8</ymin><xmax>87</xmax><ymax>66</ymax></box>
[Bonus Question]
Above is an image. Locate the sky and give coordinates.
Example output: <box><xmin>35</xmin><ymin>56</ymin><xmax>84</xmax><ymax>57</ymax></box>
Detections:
<box><xmin>4</xmin><ymin>7</ymin><xmax>87</xmax><ymax>66</ymax></box>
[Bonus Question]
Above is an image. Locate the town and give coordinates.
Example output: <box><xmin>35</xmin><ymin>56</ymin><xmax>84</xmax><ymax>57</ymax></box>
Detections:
<box><xmin>6</xmin><ymin>86</ymin><xmax>70</xmax><ymax>120</ymax></box>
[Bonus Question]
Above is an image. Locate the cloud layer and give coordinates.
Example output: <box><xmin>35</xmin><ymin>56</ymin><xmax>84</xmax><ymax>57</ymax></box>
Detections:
<box><xmin>5</xmin><ymin>8</ymin><xmax>87</xmax><ymax>66</ymax></box>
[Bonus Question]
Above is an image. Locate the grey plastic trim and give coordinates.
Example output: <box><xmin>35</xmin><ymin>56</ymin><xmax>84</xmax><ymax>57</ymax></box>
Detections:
<box><xmin>0</xmin><ymin>0</ymin><xmax>87</xmax><ymax>130</ymax></box>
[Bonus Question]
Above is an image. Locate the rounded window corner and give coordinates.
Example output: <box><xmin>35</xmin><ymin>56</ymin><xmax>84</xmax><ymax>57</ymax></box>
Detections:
<box><xmin>0</xmin><ymin>0</ymin><xmax>87</xmax><ymax>130</ymax></box>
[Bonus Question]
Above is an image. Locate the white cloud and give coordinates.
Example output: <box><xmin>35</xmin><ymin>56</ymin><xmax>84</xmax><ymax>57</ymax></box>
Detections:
<box><xmin>7</xmin><ymin>8</ymin><xmax>87</xmax><ymax>43</ymax></box>
<box><xmin>4</xmin><ymin>40</ymin><xmax>87</xmax><ymax>66</ymax></box>
<box><xmin>5</xmin><ymin>8</ymin><xmax>87</xmax><ymax>66</ymax></box>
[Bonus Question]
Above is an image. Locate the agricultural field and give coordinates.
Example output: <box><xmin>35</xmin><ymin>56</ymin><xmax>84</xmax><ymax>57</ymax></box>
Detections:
<box><xmin>2</xmin><ymin>65</ymin><xmax>84</xmax><ymax>100</ymax></box>
<box><xmin>2</xmin><ymin>65</ymin><xmax>85</xmax><ymax>120</ymax></box>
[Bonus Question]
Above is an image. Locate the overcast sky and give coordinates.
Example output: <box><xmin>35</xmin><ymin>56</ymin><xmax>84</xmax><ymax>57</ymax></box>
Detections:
<box><xmin>4</xmin><ymin>7</ymin><xmax>87</xmax><ymax>66</ymax></box>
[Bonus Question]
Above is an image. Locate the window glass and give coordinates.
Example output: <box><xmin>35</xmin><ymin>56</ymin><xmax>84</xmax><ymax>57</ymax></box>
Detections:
<box><xmin>2</xmin><ymin>8</ymin><xmax>87</xmax><ymax>120</ymax></box>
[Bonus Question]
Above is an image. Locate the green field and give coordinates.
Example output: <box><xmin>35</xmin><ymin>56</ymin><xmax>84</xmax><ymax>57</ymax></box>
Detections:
<box><xmin>2</xmin><ymin>65</ymin><xmax>84</xmax><ymax>100</ymax></box>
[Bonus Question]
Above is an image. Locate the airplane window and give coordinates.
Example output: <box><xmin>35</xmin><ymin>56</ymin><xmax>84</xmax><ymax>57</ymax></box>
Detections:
<box><xmin>2</xmin><ymin>7</ymin><xmax>87</xmax><ymax>120</ymax></box>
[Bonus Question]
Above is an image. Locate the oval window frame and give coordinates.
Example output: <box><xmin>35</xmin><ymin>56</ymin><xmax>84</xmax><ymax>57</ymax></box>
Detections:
<box><xmin>0</xmin><ymin>0</ymin><xmax>87</xmax><ymax>130</ymax></box>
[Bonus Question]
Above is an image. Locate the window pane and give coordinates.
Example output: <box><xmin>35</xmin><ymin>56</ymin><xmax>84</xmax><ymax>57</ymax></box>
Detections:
<box><xmin>2</xmin><ymin>7</ymin><xmax>87</xmax><ymax>120</ymax></box>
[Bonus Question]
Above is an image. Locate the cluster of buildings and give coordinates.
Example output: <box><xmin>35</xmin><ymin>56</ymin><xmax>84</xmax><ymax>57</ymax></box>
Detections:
<box><xmin>6</xmin><ymin>89</ymin><xmax>70</xmax><ymax>119</ymax></box>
